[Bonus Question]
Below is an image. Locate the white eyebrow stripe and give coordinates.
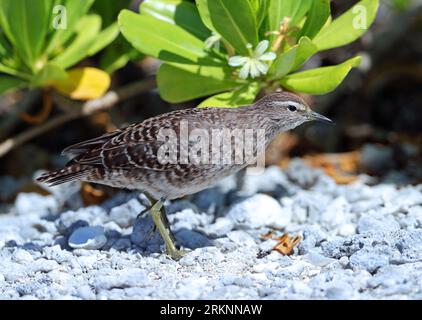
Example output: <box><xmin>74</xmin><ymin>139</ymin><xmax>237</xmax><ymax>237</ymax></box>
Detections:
<box><xmin>273</xmin><ymin>101</ymin><xmax>305</xmax><ymax>110</ymax></box>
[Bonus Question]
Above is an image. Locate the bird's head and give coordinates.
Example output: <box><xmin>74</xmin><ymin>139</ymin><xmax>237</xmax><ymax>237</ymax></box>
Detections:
<box><xmin>254</xmin><ymin>92</ymin><xmax>334</xmax><ymax>131</ymax></box>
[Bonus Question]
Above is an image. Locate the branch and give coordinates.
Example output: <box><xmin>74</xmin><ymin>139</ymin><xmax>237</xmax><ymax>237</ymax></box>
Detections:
<box><xmin>0</xmin><ymin>89</ymin><xmax>41</xmax><ymax>140</ymax></box>
<box><xmin>0</xmin><ymin>77</ymin><xmax>156</xmax><ymax>158</ymax></box>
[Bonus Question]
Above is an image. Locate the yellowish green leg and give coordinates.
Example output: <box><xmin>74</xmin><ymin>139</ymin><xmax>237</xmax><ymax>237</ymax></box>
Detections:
<box><xmin>149</xmin><ymin>198</ymin><xmax>186</xmax><ymax>260</ymax></box>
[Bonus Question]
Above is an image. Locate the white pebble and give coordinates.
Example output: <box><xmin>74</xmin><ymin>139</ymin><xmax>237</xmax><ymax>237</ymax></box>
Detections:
<box><xmin>339</xmin><ymin>223</ymin><xmax>356</xmax><ymax>236</ymax></box>
<box><xmin>227</xmin><ymin>194</ymin><xmax>290</xmax><ymax>229</ymax></box>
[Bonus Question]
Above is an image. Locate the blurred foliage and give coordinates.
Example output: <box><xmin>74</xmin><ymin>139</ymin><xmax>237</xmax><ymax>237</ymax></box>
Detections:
<box><xmin>0</xmin><ymin>0</ymin><xmax>131</xmax><ymax>99</ymax></box>
<box><xmin>91</xmin><ymin>0</ymin><xmax>144</xmax><ymax>74</ymax></box>
<box><xmin>388</xmin><ymin>0</ymin><xmax>412</xmax><ymax>11</ymax></box>
<box><xmin>119</xmin><ymin>0</ymin><xmax>379</xmax><ymax>106</ymax></box>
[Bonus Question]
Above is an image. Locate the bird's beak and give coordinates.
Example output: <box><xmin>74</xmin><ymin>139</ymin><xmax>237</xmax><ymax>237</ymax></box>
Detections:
<box><xmin>308</xmin><ymin>111</ymin><xmax>335</xmax><ymax>125</ymax></box>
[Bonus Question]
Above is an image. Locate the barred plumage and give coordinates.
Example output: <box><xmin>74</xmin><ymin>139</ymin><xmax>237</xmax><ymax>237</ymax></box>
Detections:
<box><xmin>37</xmin><ymin>93</ymin><xmax>333</xmax><ymax>259</ymax></box>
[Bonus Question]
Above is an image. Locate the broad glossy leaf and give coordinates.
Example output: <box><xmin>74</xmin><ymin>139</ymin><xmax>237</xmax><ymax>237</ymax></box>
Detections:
<box><xmin>141</xmin><ymin>0</ymin><xmax>210</xmax><ymax>40</ymax></box>
<box><xmin>0</xmin><ymin>75</ymin><xmax>26</xmax><ymax>94</ymax></box>
<box><xmin>52</xmin><ymin>15</ymin><xmax>101</xmax><ymax>69</ymax></box>
<box><xmin>196</xmin><ymin>0</ymin><xmax>217</xmax><ymax>33</ymax></box>
<box><xmin>270</xmin><ymin>37</ymin><xmax>317</xmax><ymax>79</ymax></box>
<box><xmin>52</xmin><ymin>67</ymin><xmax>111</xmax><ymax>100</ymax></box>
<box><xmin>198</xmin><ymin>82</ymin><xmax>260</xmax><ymax>108</ymax></box>
<box><xmin>249</xmin><ymin>0</ymin><xmax>268</xmax><ymax>28</ymax></box>
<box><xmin>268</xmin><ymin>0</ymin><xmax>312</xmax><ymax>41</ymax></box>
<box><xmin>286</xmin><ymin>0</ymin><xmax>313</xmax><ymax>26</ymax></box>
<box><xmin>31</xmin><ymin>63</ymin><xmax>67</xmax><ymax>87</ymax></box>
<box><xmin>157</xmin><ymin>63</ymin><xmax>240</xmax><ymax>102</ymax></box>
<box><xmin>100</xmin><ymin>36</ymin><xmax>143</xmax><ymax>74</ymax></box>
<box><xmin>299</xmin><ymin>0</ymin><xmax>330</xmax><ymax>39</ymax></box>
<box><xmin>88</xmin><ymin>22</ymin><xmax>120</xmax><ymax>56</ymax></box>
<box><xmin>46</xmin><ymin>0</ymin><xmax>95</xmax><ymax>55</ymax></box>
<box><xmin>119</xmin><ymin>10</ymin><xmax>218</xmax><ymax>65</ymax></box>
<box><xmin>313</xmin><ymin>0</ymin><xmax>379</xmax><ymax>51</ymax></box>
<box><xmin>0</xmin><ymin>0</ymin><xmax>53</xmax><ymax>69</ymax></box>
<box><xmin>290</xmin><ymin>37</ymin><xmax>318</xmax><ymax>71</ymax></box>
<box><xmin>280</xmin><ymin>56</ymin><xmax>362</xmax><ymax>94</ymax></box>
<box><xmin>207</xmin><ymin>0</ymin><xmax>258</xmax><ymax>55</ymax></box>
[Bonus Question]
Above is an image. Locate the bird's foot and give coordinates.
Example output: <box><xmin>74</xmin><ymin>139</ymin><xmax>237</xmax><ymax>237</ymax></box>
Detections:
<box><xmin>167</xmin><ymin>247</ymin><xmax>189</xmax><ymax>261</ymax></box>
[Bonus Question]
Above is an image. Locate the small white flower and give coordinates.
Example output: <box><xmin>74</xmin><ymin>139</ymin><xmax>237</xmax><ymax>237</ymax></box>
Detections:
<box><xmin>205</xmin><ymin>32</ymin><xmax>222</xmax><ymax>50</ymax></box>
<box><xmin>228</xmin><ymin>40</ymin><xmax>276</xmax><ymax>79</ymax></box>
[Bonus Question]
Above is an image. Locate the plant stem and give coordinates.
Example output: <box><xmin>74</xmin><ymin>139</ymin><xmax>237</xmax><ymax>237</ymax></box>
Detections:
<box><xmin>271</xmin><ymin>17</ymin><xmax>291</xmax><ymax>53</ymax></box>
<box><xmin>222</xmin><ymin>40</ymin><xmax>235</xmax><ymax>57</ymax></box>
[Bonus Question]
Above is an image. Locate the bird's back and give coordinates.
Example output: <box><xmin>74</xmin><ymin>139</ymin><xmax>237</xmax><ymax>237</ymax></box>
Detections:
<box><xmin>37</xmin><ymin>106</ymin><xmax>264</xmax><ymax>199</ymax></box>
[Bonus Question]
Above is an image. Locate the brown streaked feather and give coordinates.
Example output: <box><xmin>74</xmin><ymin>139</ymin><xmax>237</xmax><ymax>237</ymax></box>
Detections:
<box><xmin>36</xmin><ymin>164</ymin><xmax>90</xmax><ymax>186</ymax></box>
<box><xmin>61</xmin><ymin>129</ymin><xmax>125</xmax><ymax>157</ymax></box>
<box><xmin>37</xmin><ymin>104</ymin><xmax>272</xmax><ymax>187</ymax></box>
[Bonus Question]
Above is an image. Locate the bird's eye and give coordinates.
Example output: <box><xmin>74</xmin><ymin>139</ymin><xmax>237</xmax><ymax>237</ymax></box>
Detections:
<box><xmin>288</xmin><ymin>105</ymin><xmax>297</xmax><ymax>112</ymax></box>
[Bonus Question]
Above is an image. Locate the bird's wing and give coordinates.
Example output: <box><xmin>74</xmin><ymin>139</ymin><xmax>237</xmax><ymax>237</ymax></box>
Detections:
<box><xmin>65</xmin><ymin>107</ymin><xmax>229</xmax><ymax>171</ymax></box>
<box><xmin>61</xmin><ymin>126</ymin><xmax>131</xmax><ymax>158</ymax></box>
<box><xmin>66</xmin><ymin>119</ymin><xmax>174</xmax><ymax>171</ymax></box>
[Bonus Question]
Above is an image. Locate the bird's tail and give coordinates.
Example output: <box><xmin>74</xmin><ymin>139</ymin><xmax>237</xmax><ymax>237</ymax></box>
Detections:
<box><xmin>36</xmin><ymin>164</ymin><xmax>89</xmax><ymax>186</ymax></box>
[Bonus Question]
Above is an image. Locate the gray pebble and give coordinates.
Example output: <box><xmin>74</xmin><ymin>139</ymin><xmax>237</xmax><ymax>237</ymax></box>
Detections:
<box><xmin>1</xmin><ymin>163</ymin><xmax>422</xmax><ymax>300</ymax></box>
<box><xmin>298</xmin><ymin>225</ymin><xmax>328</xmax><ymax>254</ymax></box>
<box><xmin>358</xmin><ymin>214</ymin><xmax>400</xmax><ymax>233</ymax></box>
<box><xmin>130</xmin><ymin>215</ymin><xmax>163</xmax><ymax>251</ymax></box>
<box><xmin>111</xmin><ymin>238</ymin><xmax>132</xmax><ymax>251</ymax></box>
<box><xmin>175</xmin><ymin>229</ymin><xmax>212</xmax><ymax>249</ymax></box>
<box><xmin>325</xmin><ymin>282</ymin><xmax>354</xmax><ymax>299</ymax></box>
<box><xmin>68</xmin><ymin>226</ymin><xmax>107</xmax><ymax>250</ymax></box>
<box><xmin>192</xmin><ymin>187</ymin><xmax>226</xmax><ymax>215</ymax></box>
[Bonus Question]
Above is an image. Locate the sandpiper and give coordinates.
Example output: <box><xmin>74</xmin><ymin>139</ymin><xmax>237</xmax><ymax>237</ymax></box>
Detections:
<box><xmin>37</xmin><ymin>92</ymin><xmax>333</xmax><ymax>259</ymax></box>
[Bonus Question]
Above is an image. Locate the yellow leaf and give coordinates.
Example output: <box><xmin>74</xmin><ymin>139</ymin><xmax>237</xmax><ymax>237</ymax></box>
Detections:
<box><xmin>52</xmin><ymin>67</ymin><xmax>111</xmax><ymax>100</ymax></box>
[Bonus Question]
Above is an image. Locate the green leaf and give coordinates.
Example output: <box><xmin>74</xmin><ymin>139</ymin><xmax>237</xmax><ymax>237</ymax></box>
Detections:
<box><xmin>207</xmin><ymin>0</ymin><xmax>258</xmax><ymax>55</ymax></box>
<box><xmin>198</xmin><ymin>82</ymin><xmax>260</xmax><ymax>108</ymax></box>
<box><xmin>100</xmin><ymin>36</ymin><xmax>143</xmax><ymax>74</ymax></box>
<box><xmin>0</xmin><ymin>29</ymin><xmax>12</xmax><ymax>59</ymax></box>
<box><xmin>91</xmin><ymin>0</ymin><xmax>132</xmax><ymax>27</ymax></box>
<box><xmin>141</xmin><ymin>0</ymin><xmax>210</xmax><ymax>40</ymax></box>
<box><xmin>0</xmin><ymin>0</ymin><xmax>53</xmax><ymax>70</ymax></box>
<box><xmin>31</xmin><ymin>62</ymin><xmax>67</xmax><ymax>87</ymax></box>
<box><xmin>88</xmin><ymin>22</ymin><xmax>120</xmax><ymax>56</ymax></box>
<box><xmin>313</xmin><ymin>0</ymin><xmax>379</xmax><ymax>51</ymax></box>
<box><xmin>119</xmin><ymin>10</ymin><xmax>218</xmax><ymax>65</ymax></box>
<box><xmin>196</xmin><ymin>0</ymin><xmax>218</xmax><ymax>33</ymax></box>
<box><xmin>46</xmin><ymin>0</ymin><xmax>95</xmax><ymax>55</ymax></box>
<box><xmin>291</xmin><ymin>37</ymin><xmax>318</xmax><ymax>71</ymax></box>
<box><xmin>270</xmin><ymin>37</ymin><xmax>317</xmax><ymax>79</ymax></box>
<box><xmin>157</xmin><ymin>63</ymin><xmax>241</xmax><ymax>103</ymax></box>
<box><xmin>249</xmin><ymin>0</ymin><xmax>268</xmax><ymax>28</ymax></box>
<box><xmin>52</xmin><ymin>15</ymin><xmax>101</xmax><ymax>69</ymax></box>
<box><xmin>280</xmin><ymin>56</ymin><xmax>362</xmax><ymax>94</ymax></box>
<box><xmin>0</xmin><ymin>75</ymin><xmax>26</xmax><ymax>94</ymax></box>
<box><xmin>268</xmin><ymin>0</ymin><xmax>312</xmax><ymax>41</ymax></box>
<box><xmin>299</xmin><ymin>0</ymin><xmax>330</xmax><ymax>39</ymax></box>
<box><xmin>0</xmin><ymin>59</ymin><xmax>31</xmax><ymax>79</ymax></box>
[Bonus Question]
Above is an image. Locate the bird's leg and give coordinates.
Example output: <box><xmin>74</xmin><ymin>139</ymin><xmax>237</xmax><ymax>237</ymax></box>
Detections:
<box><xmin>158</xmin><ymin>204</ymin><xmax>177</xmax><ymax>244</ymax></box>
<box><xmin>140</xmin><ymin>193</ymin><xmax>171</xmax><ymax>236</ymax></box>
<box><xmin>149</xmin><ymin>198</ymin><xmax>185</xmax><ymax>260</ymax></box>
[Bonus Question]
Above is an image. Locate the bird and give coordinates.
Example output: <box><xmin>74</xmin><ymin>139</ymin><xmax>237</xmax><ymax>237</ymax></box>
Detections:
<box><xmin>37</xmin><ymin>92</ymin><xmax>333</xmax><ymax>259</ymax></box>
